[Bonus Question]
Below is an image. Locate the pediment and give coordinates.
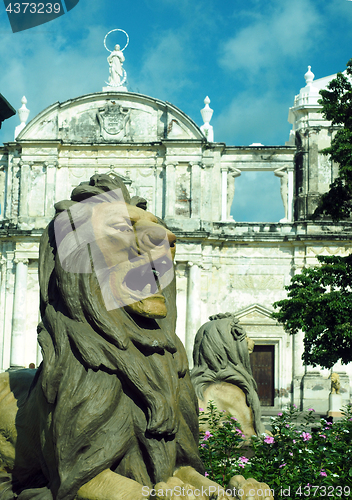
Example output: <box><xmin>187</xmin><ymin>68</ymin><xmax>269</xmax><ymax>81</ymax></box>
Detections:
<box><xmin>17</xmin><ymin>92</ymin><xmax>204</xmax><ymax>143</ymax></box>
<box><xmin>235</xmin><ymin>303</ymin><xmax>276</xmax><ymax>324</ymax></box>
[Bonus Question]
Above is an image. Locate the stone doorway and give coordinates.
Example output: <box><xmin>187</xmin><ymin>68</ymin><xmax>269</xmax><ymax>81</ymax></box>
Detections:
<box><xmin>250</xmin><ymin>344</ymin><xmax>275</xmax><ymax>406</ymax></box>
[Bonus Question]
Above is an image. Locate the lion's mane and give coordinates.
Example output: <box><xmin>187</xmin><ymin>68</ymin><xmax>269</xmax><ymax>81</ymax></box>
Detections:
<box><xmin>190</xmin><ymin>313</ymin><xmax>264</xmax><ymax>435</ymax></box>
<box><xmin>14</xmin><ymin>174</ymin><xmax>203</xmax><ymax>500</ymax></box>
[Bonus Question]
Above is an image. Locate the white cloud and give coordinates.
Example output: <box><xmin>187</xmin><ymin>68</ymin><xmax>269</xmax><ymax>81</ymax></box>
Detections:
<box><xmin>220</xmin><ymin>0</ymin><xmax>322</xmax><ymax>79</ymax></box>
<box><xmin>213</xmin><ymin>89</ymin><xmax>292</xmax><ymax>146</ymax></box>
<box><xmin>0</xmin><ymin>18</ymin><xmax>109</xmax><ymax>143</ymax></box>
<box><xmin>131</xmin><ymin>31</ymin><xmax>193</xmax><ymax>100</ymax></box>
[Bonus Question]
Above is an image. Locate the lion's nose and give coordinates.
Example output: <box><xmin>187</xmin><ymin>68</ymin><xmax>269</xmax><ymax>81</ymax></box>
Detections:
<box><xmin>146</xmin><ymin>227</ymin><xmax>176</xmax><ymax>249</ymax></box>
<box><xmin>147</xmin><ymin>226</ymin><xmax>168</xmax><ymax>246</ymax></box>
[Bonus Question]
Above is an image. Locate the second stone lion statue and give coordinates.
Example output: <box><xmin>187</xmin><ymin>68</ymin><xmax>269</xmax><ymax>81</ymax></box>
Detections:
<box><xmin>0</xmin><ymin>174</ymin><xmax>272</xmax><ymax>500</ymax></box>
<box><xmin>191</xmin><ymin>313</ymin><xmax>265</xmax><ymax>438</ymax></box>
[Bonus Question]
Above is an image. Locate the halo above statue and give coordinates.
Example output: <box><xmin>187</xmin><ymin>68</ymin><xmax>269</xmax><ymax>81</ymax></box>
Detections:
<box><xmin>103</xmin><ymin>29</ymin><xmax>129</xmax><ymax>90</ymax></box>
<box><xmin>104</xmin><ymin>29</ymin><xmax>129</xmax><ymax>53</ymax></box>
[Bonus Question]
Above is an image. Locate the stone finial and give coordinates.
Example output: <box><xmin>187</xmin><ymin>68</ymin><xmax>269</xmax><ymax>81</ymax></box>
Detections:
<box><xmin>304</xmin><ymin>65</ymin><xmax>315</xmax><ymax>86</ymax></box>
<box><xmin>200</xmin><ymin>96</ymin><xmax>213</xmax><ymax>124</ymax></box>
<box><xmin>14</xmin><ymin>96</ymin><xmax>30</xmax><ymax>139</ymax></box>
<box><xmin>200</xmin><ymin>96</ymin><xmax>214</xmax><ymax>142</ymax></box>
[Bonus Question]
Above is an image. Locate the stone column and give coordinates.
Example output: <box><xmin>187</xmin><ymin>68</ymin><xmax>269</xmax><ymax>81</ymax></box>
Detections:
<box><xmin>164</xmin><ymin>161</ymin><xmax>177</xmax><ymax>218</ymax></box>
<box><xmin>221</xmin><ymin>166</ymin><xmax>228</xmax><ymax>221</ymax></box>
<box><xmin>0</xmin><ymin>168</ymin><xmax>5</xmax><ymax>220</ymax></box>
<box><xmin>287</xmin><ymin>168</ymin><xmax>294</xmax><ymax>222</ymax></box>
<box><xmin>185</xmin><ymin>262</ymin><xmax>201</xmax><ymax>368</ymax></box>
<box><xmin>275</xmin><ymin>166</ymin><xmax>291</xmax><ymax>222</ymax></box>
<box><xmin>227</xmin><ymin>168</ymin><xmax>241</xmax><ymax>220</ymax></box>
<box><xmin>154</xmin><ymin>163</ymin><xmax>164</xmax><ymax>218</ymax></box>
<box><xmin>11</xmin><ymin>162</ymin><xmax>20</xmax><ymax>222</ymax></box>
<box><xmin>202</xmin><ymin>162</ymin><xmax>213</xmax><ymax>221</ymax></box>
<box><xmin>190</xmin><ymin>162</ymin><xmax>202</xmax><ymax>218</ymax></box>
<box><xmin>0</xmin><ymin>256</ymin><xmax>7</xmax><ymax>369</ymax></box>
<box><xmin>10</xmin><ymin>257</ymin><xmax>29</xmax><ymax>368</ymax></box>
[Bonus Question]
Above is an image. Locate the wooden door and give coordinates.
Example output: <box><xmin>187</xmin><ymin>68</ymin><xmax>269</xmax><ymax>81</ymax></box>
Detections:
<box><xmin>250</xmin><ymin>344</ymin><xmax>275</xmax><ymax>406</ymax></box>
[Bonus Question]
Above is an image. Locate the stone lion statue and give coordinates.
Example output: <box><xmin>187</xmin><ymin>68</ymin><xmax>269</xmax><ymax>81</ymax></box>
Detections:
<box><xmin>191</xmin><ymin>313</ymin><xmax>265</xmax><ymax>438</ymax></box>
<box><xmin>330</xmin><ymin>372</ymin><xmax>341</xmax><ymax>394</ymax></box>
<box><xmin>0</xmin><ymin>174</ymin><xmax>272</xmax><ymax>500</ymax></box>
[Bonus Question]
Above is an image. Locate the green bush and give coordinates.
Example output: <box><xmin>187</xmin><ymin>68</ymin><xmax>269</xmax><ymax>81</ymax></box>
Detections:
<box><xmin>199</xmin><ymin>402</ymin><xmax>352</xmax><ymax>497</ymax></box>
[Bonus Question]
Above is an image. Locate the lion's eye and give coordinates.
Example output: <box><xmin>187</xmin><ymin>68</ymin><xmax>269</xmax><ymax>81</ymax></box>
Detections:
<box><xmin>112</xmin><ymin>224</ymin><xmax>133</xmax><ymax>233</ymax></box>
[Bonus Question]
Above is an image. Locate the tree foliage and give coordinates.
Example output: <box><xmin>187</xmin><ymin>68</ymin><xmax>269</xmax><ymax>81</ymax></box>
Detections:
<box><xmin>273</xmin><ymin>255</ymin><xmax>352</xmax><ymax>369</ymax></box>
<box><xmin>314</xmin><ymin>59</ymin><xmax>352</xmax><ymax>221</ymax></box>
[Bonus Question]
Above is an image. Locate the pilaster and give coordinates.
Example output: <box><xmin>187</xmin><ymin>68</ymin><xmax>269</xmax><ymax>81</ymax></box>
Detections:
<box><xmin>19</xmin><ymin>161</ymin><xmax>32</xmax><ymax>217</ymax></box>
<box><xmin>185</xmin><ymin>261</ymin><xmax>201</xmax><ymax>367</ymax></box>
<box><xmin>10</xmin><ymin>257</ymin><xmax>29</xmax><ymax>368</ymax></box>
<box><xmin>221</xmin><ymin>166</ymin><xmax>228</xmax><ymax>221</ymax></box>
<box><xmin>164</xmin><ymin>161</ymin><xmax>177</xmax><ymax>219</ymax></box>
<box><xmin>190</xmin><ymin>161</ymin><xmax>202</xmax><ymax>219</ymax></box>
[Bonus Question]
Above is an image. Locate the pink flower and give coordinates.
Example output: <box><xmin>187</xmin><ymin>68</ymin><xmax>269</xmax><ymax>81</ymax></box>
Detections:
<box><xmin>349</xmin><ymin>418</ymin><xmax>352</xmax><ymax>421</ymax></box>
<box><xmin>279</xmin><ymin>463</ymin><xmax>286</xmax><ymax>468</ymax></box>
<box><xmin>301</xmin><ymin>432</ymin><xmax>312</xmax><ymax>441</ymax></box>
<box><xmin>285</xmin><ymin>424</ymin><xmax>290</xmax><ymax>428</ymax></box>
<box><xmin>239</xmin><ymin>456</ymin><xmax>249</xmax><ymax>463</ymax></box>
<box><xmin>205</xmin><ymin>472</ymin><xmax>209</xmax><ymax>477</ymax></box>
<box><xmin>289</xmin><ymin>452</ymin><xmax>293</xmax><ymax>456</ymax></box>
<box><xmin>230</xmin><ymin>417</ymin><xmax>237</xmax><ymax>421</ymax></box>
<box><xmin>308</xmin><ymin>408</ymin><xmax>315</xmax><ymax>412</ymax></box>
<box><xmin>203</xmin><ymin>431</ymin><xmax>213</xmax><ymax>441</ymax></box>
<box><xmin>293</xmin><ymin>404</ymin><xmax>297</xmax><ymax>408</ymax></box>
<box><xmin>235</xmin><ymin>428</ymin><xmax>245</xmax><ymax>438</ymax></box>
<box><xmin>277</xmin><ymin>412</ymin><xmax>283</xmax><ymax>416</ymax></box>
<box><xmin>325</xmin><ymin>422</ymin><xmax>333</xmax><ymax>426</ymax></box>
<box><xmin>201</xmin><ymin>444</ymin><xmax>206</xmax><ymax>448</ymax></box>
<box><xmin>199</xmin><ymin>408</ymin><xmax>204</xmax><ymax>412</ymax></box>
<box><xmin>320</xmin><ymin>470</ymin><xmax>327</xmax><ymax>477</ymax></box>
<box><xmin>319</xmin><ymin>434</ymin><xmax>326</xmax><ymax>439</ymax></box>
<box><xmin>238</xmin><ymin>463</ymin><xmax>245</xmax><ymax>468</ymax></box>
<box><xmin>293</xmin><ymin>440</ymin><xmax>296</xmax><ymax>444</ymax></box>
<box><xmin>264</xmin><ymin>436</ymin><xmax>275</xmax><ymax>444</ymax></box>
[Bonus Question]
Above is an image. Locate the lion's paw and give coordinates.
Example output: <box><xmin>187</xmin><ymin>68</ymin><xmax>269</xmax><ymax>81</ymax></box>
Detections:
<box><xmin>228</xmin><ymin>475</ymin><xmax>273</xmax><ymax>500</ymax></box>
<box><xmin>172</xmin><ymin>467</ymin><xmax>232</xmax><ymax>499</ymax></box>
<box><xmin>153</xmin><ymin>476</ymin><xmax>234</xmax><ymax>499</ymax></box>
<box><xmin>154</xmin><ymin>477</ymin><xmax>207</xmax><ymax>500</ymax></box>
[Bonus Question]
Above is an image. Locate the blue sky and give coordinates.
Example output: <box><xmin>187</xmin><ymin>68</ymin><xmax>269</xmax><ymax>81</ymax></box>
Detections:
<box><xmin>1</xmin><ymin>0</ymin><xmax>352</xmax><ymax>222</ymax></box>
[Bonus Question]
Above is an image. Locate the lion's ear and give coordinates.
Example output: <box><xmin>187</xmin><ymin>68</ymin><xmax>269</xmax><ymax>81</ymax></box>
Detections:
<box><xmin>54</xmin><ymin>200</ymin><xmax>76</xmax><ymax>214</ymax></box>
<box><xmin>130</xmin><ymin>196</ymin><xmax>147</xmax><ymax>210</ymax></box>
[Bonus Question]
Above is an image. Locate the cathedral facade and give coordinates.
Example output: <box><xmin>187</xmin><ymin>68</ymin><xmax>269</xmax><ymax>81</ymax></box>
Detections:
<box><xmin>0</xmin><ymin>68</ymin><xmax>351</xmax><ymax>413</ymax></box>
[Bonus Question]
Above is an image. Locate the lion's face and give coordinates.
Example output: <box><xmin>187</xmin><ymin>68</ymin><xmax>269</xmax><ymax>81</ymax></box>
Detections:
<box><xmin>91</xmin><ymin>201</ymin><xmax>176</xmax><ymax>319</ymax></box>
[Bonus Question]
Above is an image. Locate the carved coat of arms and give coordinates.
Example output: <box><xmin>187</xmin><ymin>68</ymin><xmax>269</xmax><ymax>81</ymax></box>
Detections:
<box><xmin>97</xmin><ymin>102</ymin><xmax>131</xmax><ymax>141</ymax></box>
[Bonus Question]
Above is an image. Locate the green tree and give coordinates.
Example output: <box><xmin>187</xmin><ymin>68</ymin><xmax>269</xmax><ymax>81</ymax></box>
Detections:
<box><xmin>273</xmin><ymin>59</ymin><xmax>352</xmax><ymax>369</ymax></box>
<box><xmin>272</xmin><ymin>254</ymin><xmax>352</xmax><ymax>368</ymax></box>
<box><xmin>314</xmin><ymin>58</ymin><xmax>352</xmax><ymax>221</ymax></box>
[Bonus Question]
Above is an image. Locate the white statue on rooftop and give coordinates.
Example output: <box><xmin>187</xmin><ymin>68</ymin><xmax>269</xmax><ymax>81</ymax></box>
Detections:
<box><xmin>108</xmin><ymin>45</ymin><xmax>125</xmax><ymax>87</ymax></box>
<box><xmin>103</xmin><ymin>29</ymin><xmax>129</xmax><ymax>92</ymax></box>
